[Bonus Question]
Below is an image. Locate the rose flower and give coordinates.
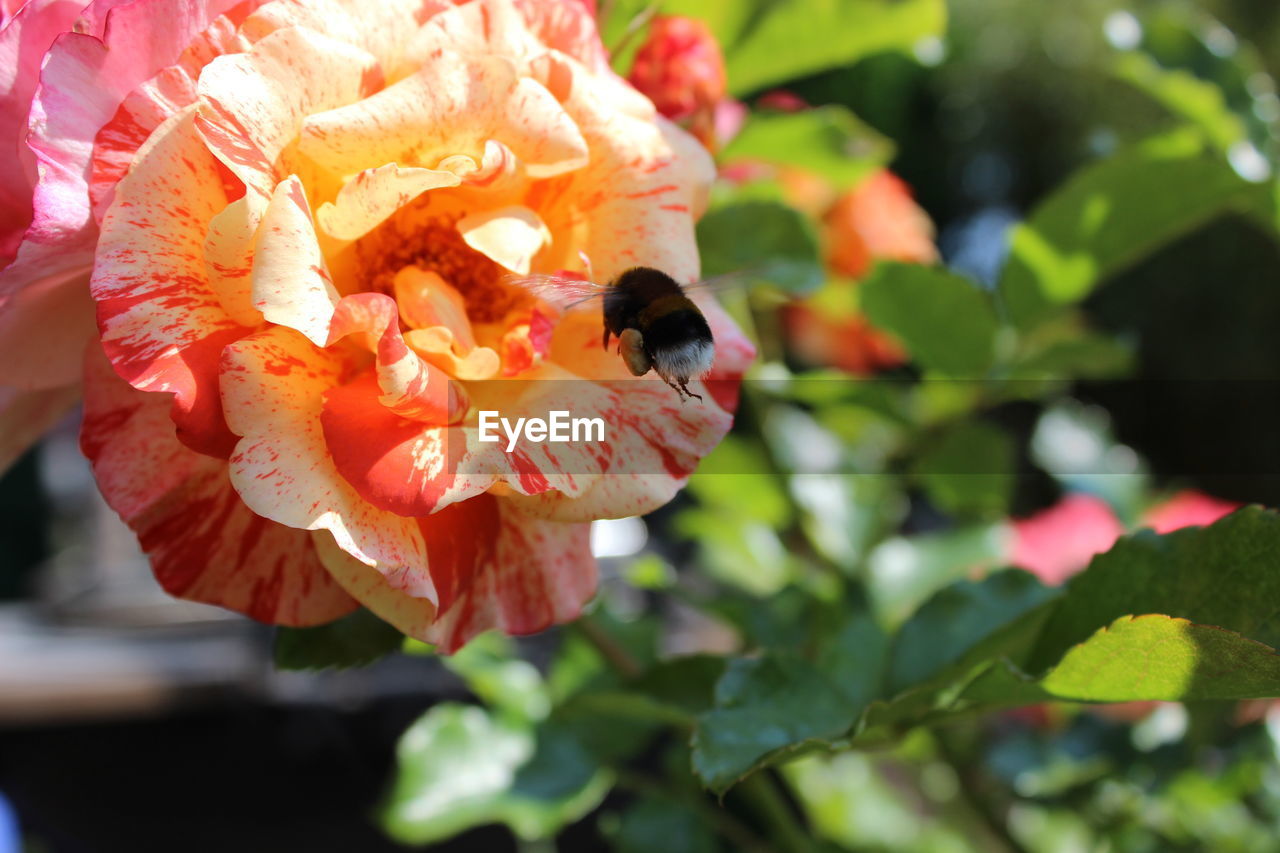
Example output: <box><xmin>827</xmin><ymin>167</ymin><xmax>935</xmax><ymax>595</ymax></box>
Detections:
<box><xmin>782</xmin><ymin>169</ymin><xmax>938</xmax><ymax>374</ymax></box>
<box><xmin>0</xmin><ymin>0</ymin><xmax>754</xmax><ymax>651</ymax></box>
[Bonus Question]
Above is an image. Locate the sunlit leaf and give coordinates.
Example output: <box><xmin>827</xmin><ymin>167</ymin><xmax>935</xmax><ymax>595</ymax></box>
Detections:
<box><xmin>1040</xmin><ymin>615</ymin><xmax>1280</xmax><ymax>701</ymax></box>
<box><xmin>1027</xmin><ymin>506</ymin><xmax>1280</xmax><ymax>671</ymax></box>
<box><xmin>1112</xmin><ymin>52</ymin><xmax>1247</xmax><ymax>151</ymax></box>
<box><xmin>1000</xmin><ymin>129</ymin><xmax>1262</xmax><ymax>329</ymax></box>
<box><xmin>723</xmin><ymin>0</ymin><xmax>947</xmax><ymax>96</ymax></box>
<box><xmin>382</xmin><ymin>704</ymin><xmax>609</xmax><ymax>844</ymax></box>
<box><xmin>723</xmin><ymin>106</ymin><xmax>894</xmax><ymax>187</ymax></box>
<box><xmin>860</xmin><ymin>262</ymin><xmax>1000</xmax><ymax>376</ymax></box>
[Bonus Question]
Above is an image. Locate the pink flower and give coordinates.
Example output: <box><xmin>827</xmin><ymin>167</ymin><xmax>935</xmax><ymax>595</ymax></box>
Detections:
<box><xmin>1141</xmin><ymin>489</ymin><xmax>1239</xmax><ymax>534</ymax></box>
<box><xmin>2</xmin><ymin>0</ymin><xmax>753</xmax><ymax>651</ymax></box>
<box><xmin>1008</xmin><ymin>490</ymin><xmax>1241</xmax><ymax>586</ymax></box>
<box><xmin>1009</xmin><ymin>494</ymin><xmax>1124</xmax><ymax>586</ymax></box>
<box><xmin>627</xmin><ymin>15</ymin><xmax>727</xmax><ymax>149</ymax></box>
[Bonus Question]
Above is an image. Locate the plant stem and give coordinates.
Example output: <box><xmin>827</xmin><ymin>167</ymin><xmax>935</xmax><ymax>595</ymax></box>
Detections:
<box><xmin>736</xmin><ymin>772</ymin><xmax>813</xmax><ymax>853</ymax></box>
<box><xmin>934</xmin><ymin>730</ymin><xmax>1031</xmax><ymax>853</ymax></box>
<box><xmin>575</xmin><ymin>613</ymin><xmax>643</xmax><ymax>678</ymax></box>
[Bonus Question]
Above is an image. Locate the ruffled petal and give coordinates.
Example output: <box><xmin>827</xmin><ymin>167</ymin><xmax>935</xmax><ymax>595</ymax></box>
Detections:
<box><xmin>0</xmin><ymin>0</ymin><xmax>86</xmax><ymax>260</ymax></box>
<box><xmin>317</xmin><ymin>162</ymin><xmax>461</xmax><ymax>242</ymax></box>
<box><xmin>421</xmin><ymin>495</ymin><xmax>596</xmax><ymax>653</ymax></box>
<box><xmin>252</xmin><ymin>174</ymin><xmax>339</xmax><ymax>345</ymax></box>
<box><xmin>326</xmin><ymin>291</ymin><xmax>466</xmax><ymax>423</ymax></box>
<box><xmin>90</xmin><ymin>106</ymin><xmax>246</xmax><ymax>457</ymax></box>
<box><xmin>220</xmin><ymin>324</ymin><xmax>434</xmax><ymax>595</ymax></box>
<box><xmin>457</xmin><ymin>205</ymin><xmax>551</xmax><ymax>275</ymax></box>
<box><xmin>81</xmin><ymin>347</ymin><xmax>358</xmax><ymax>625</ymax></box>
<box><xmin>298</xmin><ymin>41</ymin><xmax>587</xmax><ymax>180</ymax></box>
<box><xmin>196</xmin><ymin>24</ymin><xmax>383</xmax><ymax>201</ymax></box>
<box><xmin>535</xmin><ymin>56</ymin><xmax>714</xmax><ymax>282</ymax></box>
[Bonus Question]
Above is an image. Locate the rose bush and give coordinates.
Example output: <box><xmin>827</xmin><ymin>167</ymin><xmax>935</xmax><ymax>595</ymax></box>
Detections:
<box><xmin>0</xmin><ymin>0</ymin><xmax>753</xmax><ymax>650</ymax></box>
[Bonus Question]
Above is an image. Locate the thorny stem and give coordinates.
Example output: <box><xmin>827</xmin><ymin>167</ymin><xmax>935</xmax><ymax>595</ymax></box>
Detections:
<box><xmin>736</xmin><ymin>772</ymin><xmax>814</xmax><ymax>853</ymax></box>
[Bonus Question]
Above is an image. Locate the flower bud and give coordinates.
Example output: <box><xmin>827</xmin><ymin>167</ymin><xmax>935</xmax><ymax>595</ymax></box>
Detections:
<box><xmin>628</xmin><ymin>15</ymin><xmax>727</xmax><ymax>131</ymax></box>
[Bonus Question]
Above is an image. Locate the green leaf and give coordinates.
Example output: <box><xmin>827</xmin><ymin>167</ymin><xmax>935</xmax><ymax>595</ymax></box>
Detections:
<box><xmin>692</xmin><ymin>605</ymin><xmax>887</xmax><ymax>793</ymax></box>
<box><xmin>913</xmin><ymin>421</ymin><xmax>1015</xmax><ymax>517</ymax></box>
<box><xmin>999</xmin><ymin>129</ymin><xmax>1260</xmax><ymax>329</ymax></box>
<box><xmin>443</xmin><ymin>633</ymin><xmax>551</xmax><ymax>723</ymax></box>
<box><xmin>723</xmin><ymin>106</ymin><xmax>893</xmax><ymax>188</ymax></box>
<box><xmin>723</xmin><ymin>0</ymin><xmax>947</xmax><ymax>96</ymax></box>
<box><xmin>1040</xmin><ymin>615</ymin><xmax>1280</xmax><ymax>702</ymax></box>
<box><xmin>860</xmin><ymin>262</ymin><xmax>1000</xmax><ymax>376</ymax></box>
<box><xmin>273</xmin><ymin>608</ymin><xmax>403</xmax><ymax>671</ymax></box>
<box><xmin>614</xmin><ymin>797</ymin><xmax>719</xmax><ymax>853</ymax></box>
<box><xmin>1111</xmin><ymin>52</ymin><xmax>1247</xmax><ymax>152</ymax></box>
<box><xmin>692</xmin><ymin>656</ymin><xmax>856</xmax><ymax>794</ymax></box>
<box><xmin>887</xmin><ymin>570</ymin><xmax>1059</xmax><ymax>696</ymax></box>
<box><xmin>1027</xmin><ymin>506</ymin><xmax>1280</xmax><ymax>671</ymax></box>
<box><xmin>696</xmin><ymin>200</ymin><xmax>824</xmax><ymax>295</ymax></box>
<box><xmin>382</xmin><ymin>704</ymin><xmax>609</xmax><ymax>844</ymax></box>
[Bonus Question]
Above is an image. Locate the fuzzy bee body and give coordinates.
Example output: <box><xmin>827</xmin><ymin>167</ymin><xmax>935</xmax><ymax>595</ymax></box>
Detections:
<box><xmin>602</xmin><ymin>268</ymin><xmax>715</xmax><ymax>399</ymax></box>
<box><xmin>506</xmin><ymin>265</ymin><xmax>717</xmax><ymax>400</ymax></box>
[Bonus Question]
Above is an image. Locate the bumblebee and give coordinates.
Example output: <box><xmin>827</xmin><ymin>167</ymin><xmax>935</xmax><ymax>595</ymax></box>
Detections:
<box><xmin>506</xmin><ymin>266</ymin><xmax>716</xmax><ymax>401</ymax></box>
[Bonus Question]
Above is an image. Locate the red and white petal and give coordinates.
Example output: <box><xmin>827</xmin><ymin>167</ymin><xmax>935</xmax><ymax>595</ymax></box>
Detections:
<box><xmin>312</xmin><ymin>530</ymin><xmax>438</xmax><ymax>640</ymax></box>
<box><xmin>196</xmin><ymin>24</ymin><xmax>383</xmax><ymax>201</ymax></box>
<box><xmin>421</xmin><ymin>495</ymin><xmax>596</xmax><ymax>653</ymax></box>
<box><xmin>0</xmin><ymin>382</ymin><xmax>79</xmax><ymax>476</ymax></box>
<box><xmin>317</xmin><ymin>162</ymin><xmax>461</xmax><ymax>242</ymax></box>
<box><xmin>252</xmin><ymin>175</ymin><xmax>339</xmax><ymax>345</ymax></box>
<box><xmin>88</xmin><ymin>6</ymin><xmax>257</xmax><ymax>223</ymax></box>
<box><xmin>220</xmin><ymin>324</ymin><xmax>434</xmax><ymax>598</ymax></box>
<box><xmin>204</xmin><ymin>194</ymin><xmax>264</xmax><ymax>326</ymax></box>
<box><xmin>81</xmin><ymin>348</ymin><xmax>358</xmax><ymax>626</ymax></box>
<box><xmin>298</xmin><ymin>50</ymin><xmax>587</xmax><ymax>181</ymax></box>
<box><xmin>538</xmin><ymin>56</ymin><xmax>713</xmax><ymax>282</ymax></box>
<box><xmin>91</xmin><ymin>106</ymin><xmax>246</xmax><ymax>457</ymax></box>
<box><xmin>327</xmin><ymin>292</ymin><xmax>465</xmax><ymax>424</ymax></box>
<box><xmin>319</xmin><ymin>373</ymin><xmax>495</xmax><ymax>517</ymax></box>
<box><xmin>241</xmin><ymin>0</ymin><xmax>446</xmax><ymax>75</ymax></box>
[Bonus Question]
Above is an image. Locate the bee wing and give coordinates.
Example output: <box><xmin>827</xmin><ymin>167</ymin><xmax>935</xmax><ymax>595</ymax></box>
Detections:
<box><xmin>503</xmin><ymin>273</ymin><xmax>608</xmax><ymax>312</ymax></box>
<box><xmin>679</xmin><ymin>269</ymin><xmax>755</xmax><ymax>297</ymax></box>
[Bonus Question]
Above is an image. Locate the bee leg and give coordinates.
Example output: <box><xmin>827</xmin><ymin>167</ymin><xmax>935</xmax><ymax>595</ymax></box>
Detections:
<box><xmin>676</xmin><ymin>378</ymin><xmax>703</xmax><ymax>403</ymax></box>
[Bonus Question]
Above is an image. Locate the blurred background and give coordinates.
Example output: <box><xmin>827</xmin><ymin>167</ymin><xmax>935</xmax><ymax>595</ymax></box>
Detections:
<box><xmin>4</xmin><ymin>0</ymin><xmax>1280</xmax><ymax>850</ymax></box>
